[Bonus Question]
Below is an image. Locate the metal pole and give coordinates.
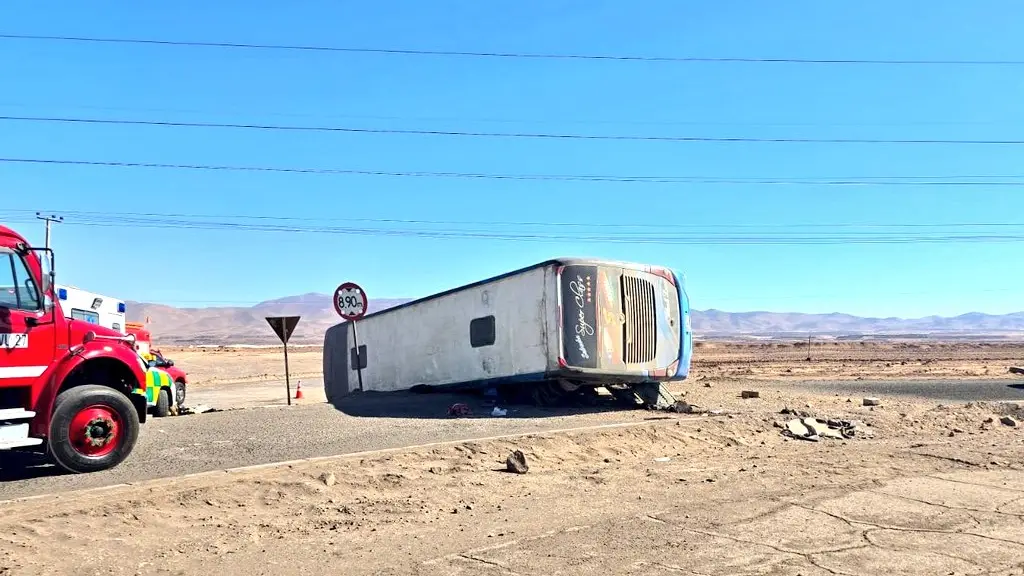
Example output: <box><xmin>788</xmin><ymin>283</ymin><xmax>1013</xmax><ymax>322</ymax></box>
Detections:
<box><xmin>35</xmin><ymin>213</ymin><xmax>62</xmax><ymax>267</ymax></box>
<box><xmin>283</xmin><ymin>340</ymin><xmax>292</xmax><ymax>406</ymax></box>
<box><xmin>351</xmin><ymin>320</ymin><xmax>364</xmax><ymax>392</ymax></box>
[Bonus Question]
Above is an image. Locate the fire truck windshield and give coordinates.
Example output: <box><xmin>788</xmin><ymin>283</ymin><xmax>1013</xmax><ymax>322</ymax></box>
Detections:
<box><xmin>0</xmin><ymin>248</ymin><xmax>42</xmax><ymax>311</ymax></box>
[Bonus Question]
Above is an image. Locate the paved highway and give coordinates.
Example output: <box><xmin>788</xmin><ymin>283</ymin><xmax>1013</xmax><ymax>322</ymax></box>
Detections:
<box><xmin>0</xmin><ymin>391</ymin><xmax>652</xmax><ymax>501</ymax></box>
<box><xmin>2</xmin><ymin>378</ymin><xmax>1021</xmax><ymax>501</ymax></box>
<box><xmin>792</xmin><ymin>378</ymin><xmax>1024</xmax><ymax>403</ymax></box>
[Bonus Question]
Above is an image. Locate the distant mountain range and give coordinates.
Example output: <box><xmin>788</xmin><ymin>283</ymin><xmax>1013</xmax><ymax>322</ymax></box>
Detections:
<box><xmin>126</xmin><ymin>293</ymin><xmax>1024</xmax><ymax>345</ymax></box>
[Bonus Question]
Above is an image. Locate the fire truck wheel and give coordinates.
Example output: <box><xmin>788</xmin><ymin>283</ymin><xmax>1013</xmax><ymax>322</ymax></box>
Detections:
<box><xmin>48</xmin><ymin>385</ymin><xmax>140</xmax><ymax>474</ymax></box>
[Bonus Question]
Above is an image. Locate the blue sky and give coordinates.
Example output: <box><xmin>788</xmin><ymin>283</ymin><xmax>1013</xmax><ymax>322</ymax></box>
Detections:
<box><xmin>2</xmin><ymin>0</ymin><xmax>1023</xmax><ymax>318</ymax></box>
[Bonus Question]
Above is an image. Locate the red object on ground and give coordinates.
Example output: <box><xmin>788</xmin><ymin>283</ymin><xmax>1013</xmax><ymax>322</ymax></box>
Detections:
<box><xmin>294</xmin><ymin>381</ymin><xmax>304</xmax><ymax>400</ymax></box>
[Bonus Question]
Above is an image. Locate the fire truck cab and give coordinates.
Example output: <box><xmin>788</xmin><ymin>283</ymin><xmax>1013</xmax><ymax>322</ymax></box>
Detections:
<box><xmin>0</xmin><ymin>224</ymin><xmax>150</xmax><ymax>474</ymax></box>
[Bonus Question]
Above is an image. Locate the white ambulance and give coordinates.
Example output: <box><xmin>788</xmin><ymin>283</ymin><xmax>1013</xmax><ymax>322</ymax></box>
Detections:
<box><xmin>54</xmin><ymin>284</ymin><xmax>127</xmax><ymax>334</ymax></box>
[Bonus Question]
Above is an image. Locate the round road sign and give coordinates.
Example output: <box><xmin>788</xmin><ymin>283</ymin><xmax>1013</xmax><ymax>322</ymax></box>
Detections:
<box><xmin>333</xmin><ymin>282</ymin><xmax>368</xmax><ymax>320</ymax></box>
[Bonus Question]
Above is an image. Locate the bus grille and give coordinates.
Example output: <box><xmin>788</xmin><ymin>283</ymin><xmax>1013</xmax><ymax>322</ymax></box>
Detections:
<box><xmin>621</xmin><ymin>274</ymin><xmax>656</xmax><ymax>363</ymax></box>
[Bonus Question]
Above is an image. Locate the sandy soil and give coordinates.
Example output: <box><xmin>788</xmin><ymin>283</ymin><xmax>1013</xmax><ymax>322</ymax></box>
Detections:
<box><xmin>162</xmin><ymin>341</ymin><xmax>1024</xmax><ymax>388</ymax></box>
<box><xmin>2</xmin><ymin>381</ymin><xmax>1022</xmax><ymax>575</ymax></box>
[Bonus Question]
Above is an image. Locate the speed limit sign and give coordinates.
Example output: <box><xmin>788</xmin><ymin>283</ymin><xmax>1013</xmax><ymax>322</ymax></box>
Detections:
<box><xmin>333</xmin><ymin>282</ymin><xmax>368</xmax><ymax>320</ymax></box>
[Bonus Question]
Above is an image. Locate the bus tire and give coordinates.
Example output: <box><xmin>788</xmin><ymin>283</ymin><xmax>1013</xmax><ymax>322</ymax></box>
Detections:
<box><xmin>48</xmin><ymin>385</ymin><xmax>140</xmax><ymax>474</ymax></box>
<box><xmin>154</xmin><ymin>389</ymin><xmax>171</xmax><ymax>418</ymax></box>
<box><xmin>174</xmin><ymin>381</ymin><xmax>187</xmax><ymax>409</ymax></box>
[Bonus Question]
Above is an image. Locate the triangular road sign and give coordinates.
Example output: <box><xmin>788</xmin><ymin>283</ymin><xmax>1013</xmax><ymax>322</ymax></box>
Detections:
<box><xmin>266</xmin><ymin>316</ymin><xmax>301</xmax><ymax>344</ymax></box>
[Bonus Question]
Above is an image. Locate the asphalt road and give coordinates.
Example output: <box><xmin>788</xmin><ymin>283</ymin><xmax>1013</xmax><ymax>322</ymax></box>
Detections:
<box><xmin>0</xmin><ymin>391</ymin><xmax>651</xmax><ymax>501</ymax></box>
<box><xmin>2</xmin><ymin>378</ymin><xmax>1022</xmax><ymax>501</ymax></box>
<box><xmin>792</xmin><ymin>378</ymin><xmax>1024</xmax><ymax>403</ymax></box>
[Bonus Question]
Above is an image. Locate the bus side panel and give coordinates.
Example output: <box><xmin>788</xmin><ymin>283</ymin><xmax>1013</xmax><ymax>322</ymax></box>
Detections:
<box><xmin>326</xmin><ymin>266</ymin><xmax>554</xmax><ymax>393</ymax></box>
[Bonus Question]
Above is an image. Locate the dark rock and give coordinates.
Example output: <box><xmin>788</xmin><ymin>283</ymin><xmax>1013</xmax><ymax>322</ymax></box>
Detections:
<box><xmin>506</xmin><ymin>450</ymin><xmax>529</xmax><ymax>474</ymax></box>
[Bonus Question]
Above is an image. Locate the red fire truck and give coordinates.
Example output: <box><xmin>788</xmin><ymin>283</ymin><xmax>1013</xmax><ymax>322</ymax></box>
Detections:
<box><xmin>1</xmin><ymin>224</ymin><xmax>151</xmax><ymax>473</ymax></box>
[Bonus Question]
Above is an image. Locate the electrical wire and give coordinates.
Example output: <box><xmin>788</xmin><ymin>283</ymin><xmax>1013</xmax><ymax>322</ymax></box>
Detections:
<box><xmin>1</xmin><ymin>101</ymin><xmax>1015</xmax><ymax>129</ymax></box>
<box><xmin>6</xmin><ymin>208</ymin><xmax>1024</xmax><ymax>231</ymax></box>
<box><xmin>3</xmin><ymin>212</ymin><xmax>1023</xmax><ymax>245</ymax></box>
<box><xmin>2</xmin><ymin>33</ymin><xmax>1022</xmax><ymax>65</ymax></box>
<box><xmin>5</xmin><ymin>157</ymin><xmax>1024</xmax><ymax>186</ymax></box>
<box><xmin>5</xmin><ymin>115</ymin><xmax>1024</xmax><ymax>145</ymax></box>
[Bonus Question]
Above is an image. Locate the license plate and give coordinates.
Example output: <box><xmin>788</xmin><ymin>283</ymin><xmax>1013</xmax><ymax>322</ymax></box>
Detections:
<box><xmin>0</xmin><ymin>333</ymin><xmax>28</xmax><ymax>349</ymax></box>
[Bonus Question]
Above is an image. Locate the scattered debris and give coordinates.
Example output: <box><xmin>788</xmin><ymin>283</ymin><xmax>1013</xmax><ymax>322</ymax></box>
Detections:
<box><xmin>984</xmin><ymin>417</ymin><xmax>995</xmax><ymax>424</ymax></box>
<box><xmin>447</xmin><ymin>403</ymin><xmax>472</xmax><ymax>417</ymax></box>
<box><xmin>1000</xmin><ymin>416</ymin><xmax>1018</xmax><ymax>427</ymax></box>
<box><xmin>741</xmin><ymin>390</ymin><xmax>760</xmax><ymax>399</ymax></box>
<box><xmin>490</xmin><ymin>407</ymin><xmax>508</xmax><ymax>417</ymax></box>
<box><xmin>1009</xmin><ymin>366</ymin><xmax>1024</xmax><ymax>375</ymax></box>
<box><xmin>665</xmin><ymin>401</ymin><xmax>703</xmax><ymax>414</ymax></box>
<box><xmin>863</xmin><ymin>397</ymin><xmax>881</xmax><ymax>407</ymax></box>
<box><xmin>505</xmin><ymin>450</ymin><xmax>529</xmax><ymax>474</ymax></box>
<box><xmin>653</xmin><ymin>457</ymin><xmax>671</xmax><ymax>463</ymax></box>
<box><xmin>780</xmin><ymin>407</ymin><xmax>812</xmax><ymax>418</ymax></box>
<box><xmin>318</xmin><ymin>472</ymin><xmax>337</xmax><ymax>487</ymax></box>
<box><xmin>704</xmin><ymin>382</ymin><xmax>713</xmax><ymax>388</ymax></box>
<box><xmin>179</xmin><ymin>404</ymin><xmax>217</xmax><ymax>415</ymax></box>
<box><xmin>781</xmin><ymin>417</ymin><xmax>869</xmax><ymax>442</ymax></box>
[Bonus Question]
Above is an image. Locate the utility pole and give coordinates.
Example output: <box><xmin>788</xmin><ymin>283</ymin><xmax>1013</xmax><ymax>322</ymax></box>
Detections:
<box><xmin>35</xmin><ymin>212</ymin><xmax>63</xmax><ymax>251</ymax></box>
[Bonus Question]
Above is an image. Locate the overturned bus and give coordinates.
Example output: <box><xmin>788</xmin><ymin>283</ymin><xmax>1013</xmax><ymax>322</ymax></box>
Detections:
<box><xmin>323</xmin><ymin>258</ymin><xmax>692</xmax><ymax>405</ymax></box>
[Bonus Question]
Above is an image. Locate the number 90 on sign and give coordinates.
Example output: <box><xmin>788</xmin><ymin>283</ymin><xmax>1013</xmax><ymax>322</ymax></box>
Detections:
<box><xmin>333</xmin><ymin>282</ymin><xmax>368</xmax><ymax>320</ymax></box>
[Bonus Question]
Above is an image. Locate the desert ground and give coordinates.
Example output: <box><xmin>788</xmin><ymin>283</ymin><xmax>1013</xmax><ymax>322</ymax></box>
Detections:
<box><xmin>162</xmin><ymin>340</ymin><xmax>1024</xmax><ymax>388</ymax></box>
<box><xmin>1</xmin><ymin>340</ymin><xmax>1023</xmax><ymax>575</ymax></box>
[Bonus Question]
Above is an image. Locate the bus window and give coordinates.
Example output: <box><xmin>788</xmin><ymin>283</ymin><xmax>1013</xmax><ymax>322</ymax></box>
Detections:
<box><xmin>71</xmin><ymin>308</ymin><xmax>100</xmax><ymax>324</ymax></box>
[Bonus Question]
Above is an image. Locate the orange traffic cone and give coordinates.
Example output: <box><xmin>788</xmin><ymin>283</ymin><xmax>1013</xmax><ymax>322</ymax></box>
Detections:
<box><xmin>294</xmin><ymin>381</ymin><xmax>304</xmax><ymax>400</ymax></box>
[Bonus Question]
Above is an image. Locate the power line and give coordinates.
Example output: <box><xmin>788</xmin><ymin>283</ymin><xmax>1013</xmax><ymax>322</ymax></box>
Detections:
<box><xmin>5</xmin><ymin>157</ymin><xmax>1024</xmax><ymax>186</ymax></box>
<box><xmin>3</xmin><ymin>101</ymin><xmax>1018</xmax><ymax>129</ymax></box>
<box><xmin>5</xmin><ymin>208</ymin><xmax>1024</xmax><ymax>231</ymax></box>
<box><xmin>4</xmin><ymin>101</ymin><xmax>1018</xmax><ymax>129</ymax></box>
<box><xmin>4</xmin><ymin>211</ymin><xmax>1024</xmax><ymax>245</ymax></box>
<box><xmin>5</xmin><ymin>115</ymin><xmax>1024</xmax><ymax>145</ymax></box>
<box><xmin>2</xmin><ymin>33</ymin><xmax>1022</xmax><ymax>66</ymax></box>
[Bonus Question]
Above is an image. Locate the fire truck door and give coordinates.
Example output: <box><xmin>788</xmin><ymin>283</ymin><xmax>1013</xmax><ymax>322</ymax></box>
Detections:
<box><xmin>0</xmin><ymin>249</ymin><xmax>56</xmax><ymax>388</ymax></box>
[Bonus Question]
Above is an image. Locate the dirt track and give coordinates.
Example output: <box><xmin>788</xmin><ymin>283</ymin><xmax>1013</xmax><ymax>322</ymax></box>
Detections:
<box><xmin>2</xmin><ymin>342</ymin><xmax>1023</xmax><ymax>574</ymax></box>
<box><xmin>1</xmin><ymin>380</ymin><xmax>1023</xmax><ymax>575</ymax></box>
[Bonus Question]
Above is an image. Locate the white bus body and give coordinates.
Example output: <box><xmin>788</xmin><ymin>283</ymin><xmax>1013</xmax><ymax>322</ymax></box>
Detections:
<box><xmin>323</xmin><ymin>258</ymin><xmax>693</xmax><ymax>401</ymax></box>
<box><xmin>54</xmin><ymin>284</ymin><xmax>127</xmax><ymax>334</ymax></box>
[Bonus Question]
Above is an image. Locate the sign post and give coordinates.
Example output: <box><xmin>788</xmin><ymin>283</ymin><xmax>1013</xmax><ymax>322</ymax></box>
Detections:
<box><xmin>265</xmin><ymin>316</ymin><xmax>301</xmax><ymax>405</ymax></box>
<box><xmin>333</xmin><ymin>282</ymin><xmax>368</xmax><ymax>392</ymax></box>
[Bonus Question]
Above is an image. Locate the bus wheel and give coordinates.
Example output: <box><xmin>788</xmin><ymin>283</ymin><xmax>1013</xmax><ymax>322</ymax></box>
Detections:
<box><xmin>174</xmin><ymin>381</ymin><xmax>187</xmax><ymax>409</ymax></box>
<box><xmin>48</xmin><ymin>385</ymin><xmax>140</xmax><ymax>474</ymax></box>
<box><xmin>154</xmin><ymin>389</ymin><xmax>171</xmax><ymax>418</ymax></box>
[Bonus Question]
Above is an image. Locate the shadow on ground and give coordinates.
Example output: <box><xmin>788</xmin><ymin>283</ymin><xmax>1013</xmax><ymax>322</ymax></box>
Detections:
<box><xmin>0</xmin><ymin>452</ymin><xmax>67</xmax><ymax>483</ymax></box>
<box><xmin>328</xmin><ymin>386</ymin><xmax>644</xmax><ymax>420</ymax></box>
